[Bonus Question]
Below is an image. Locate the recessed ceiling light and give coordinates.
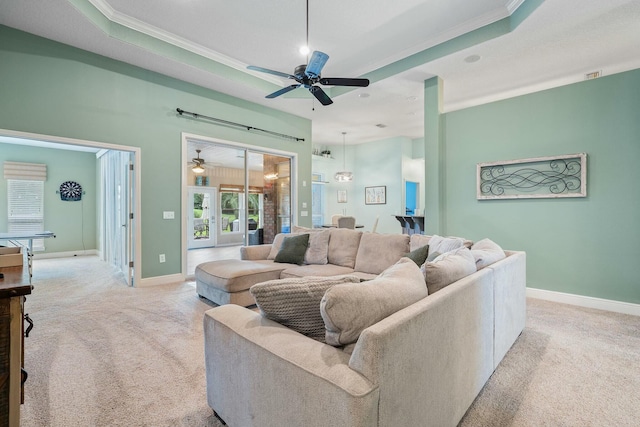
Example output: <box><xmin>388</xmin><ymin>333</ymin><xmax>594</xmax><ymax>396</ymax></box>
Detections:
<box><xmin>299</xmin><ymin>45</ymin><xmax>310</xmax><ymax>55</ymax></box>
<box><xmin>359</xmin><ymin>93</ymin><xmax>370</xmax><ymax>98</ymax></box>
<box><xmin>464</xmin><ymin>54</ymin><xmax>481</xmax><ymax>63</ymax></box>
<box><xmin>406</xmin><ymin>96</ymin><xmax>418</xmax><ymax>102</ymax></box>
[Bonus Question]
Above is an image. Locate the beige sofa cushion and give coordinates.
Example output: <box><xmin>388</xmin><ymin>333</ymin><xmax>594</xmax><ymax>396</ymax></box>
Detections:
<box><xmin>267</xmin><ymin>233</ymin><xmax>290</xmax><ymax>260</ymax></box>
<box><xmin>427</xmin><ymin>235</ymin><xmax>466</xmax><ymax>254</ymax></box>
<box><xmin>422</xmin><ymin>247</ymin><xmax>476</xmax><ymax>294</ymax></box>
<box><xmin>321</xmin><ymin>258</ymin><xmax>428</xmax><ymax>346</ymax></box>
<box><xmin>327</xmin><ymin>229</ymin><xmax>363</xmax><ymax>269</ymax></box>
<box><xmin>304</xmin><ymin>229</ymin><xmax>330</xmax><ymax>265</ymax></box>
<box><xmin>410</xmin><ymin>234</ymin><xmax>473</xmax><ymax>252</ymax></box>
<box><xmin>267</xmin><ymin>230</ymin><xmax>331</xmax><ymax>265</ymax></box>
<box><xmin>354</xmin><ymin>233</ymin><xmax>410</xmax><ymax>274</ymax></box>
<box><xmin>470</xmin><ymin>238</ymin><xmax>506</xmax><ymax>269</ymax></box>
<box><xmin>280</xmin><ymin>264</ymin><xmax>356</xmax><ymax>279</ymax></box>
<box><xmin>250</xmin><ymin>275</ymin><xmax>361</xmax><ymax>342</ymax></box>
<box><xmin>410</xmin><ymin>234</ymin><xmax>431</xmax><ymax>252</ymax></box>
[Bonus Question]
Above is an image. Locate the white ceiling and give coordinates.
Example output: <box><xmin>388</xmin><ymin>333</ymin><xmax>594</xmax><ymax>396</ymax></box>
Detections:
<box><xmin>1</xmin><ymin>0</ymin><xmax>639</xmax><ymax>147</ymax></box>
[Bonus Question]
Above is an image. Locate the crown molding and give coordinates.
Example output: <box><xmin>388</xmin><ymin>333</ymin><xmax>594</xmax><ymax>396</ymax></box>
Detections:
<box><xmin>85</xmin><ymin>0</ymin><xmax>282</xmax><ymax>86</ymax></box>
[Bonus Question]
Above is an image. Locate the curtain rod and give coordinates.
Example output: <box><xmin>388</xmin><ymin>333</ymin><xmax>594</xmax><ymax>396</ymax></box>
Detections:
<box><xmin>176</xmin><ymin>108</ymin><xmax>305</xmax><ymax>142</ymax></box>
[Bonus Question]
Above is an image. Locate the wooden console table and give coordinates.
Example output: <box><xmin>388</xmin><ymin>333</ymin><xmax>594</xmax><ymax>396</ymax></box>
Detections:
<box><xmin>0</xmin><ymin>261</ymin><xmax>32</xmax><ymax>426</ymax></box>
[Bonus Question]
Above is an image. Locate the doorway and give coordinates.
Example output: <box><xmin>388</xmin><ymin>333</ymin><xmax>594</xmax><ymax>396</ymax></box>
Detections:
<box><xmin>0</xmin><ymin>128</ymin><xmax>142</xmax><ymax>286</ymax></box>
<box><xmin>182</xmin><ymin>133</ymin><xmax>296</xmax><ymax>277</ymax></box>
<box><xmin>405</xmin><ymin>181</ymin><xmax>419</xmax><ymax>215</ymax></box>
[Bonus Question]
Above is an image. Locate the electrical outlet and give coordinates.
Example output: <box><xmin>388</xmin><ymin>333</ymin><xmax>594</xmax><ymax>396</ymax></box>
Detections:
<box><xmin>159</xmin><ymin>254</ymin><xmax>166</xmax><ymax>263</ymax></box>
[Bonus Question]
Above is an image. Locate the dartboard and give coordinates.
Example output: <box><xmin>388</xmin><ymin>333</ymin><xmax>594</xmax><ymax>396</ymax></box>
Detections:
<box><xmin>59</xmin><ymin>181</ymin><xmax>82</xmax><ymax>201</ymax></box>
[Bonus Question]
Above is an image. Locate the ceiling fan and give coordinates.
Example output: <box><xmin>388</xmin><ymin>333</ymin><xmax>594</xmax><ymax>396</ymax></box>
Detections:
<box><xmin>247</xmin><ymin>51</ymin><xmax>369</xmax><ymax>106</ymax></box>
<box><xmin>246</xmin><ymin>0</ymin><xmax>369</xmax><ymax>106</ymax></box>
<box><xmin>190</xmin><ymin>149</ymin><xmax>206</xmax><ymax>173</ymax></box>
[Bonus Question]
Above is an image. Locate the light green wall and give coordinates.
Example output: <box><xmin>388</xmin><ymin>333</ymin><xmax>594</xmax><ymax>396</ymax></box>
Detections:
<box><xmin>313</xmin><ymin>137</ymin><xmax>416</xmax><ymax>234</ymax></box>
<box><xmin>0</xmin><ymin>25</ymin><xmax>312</xmax><ymax>279</ymax></box>
<box><xmin>0</xmin><ymin>144</ymin><xmax>98</xmax><ymax>253</ymax></box>
<box><xmin>441</xmin><ymin>69</ymin><xmax>640</xmax><ymax>304</ymax></box>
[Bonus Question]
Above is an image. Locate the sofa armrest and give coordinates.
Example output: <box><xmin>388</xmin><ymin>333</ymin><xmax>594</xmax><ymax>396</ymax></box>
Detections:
<box><xmin>240</xmin><ymin>244</ymin><xmax>271</xmax><ymax>260</ymax></box>
<box><xmin>348</xmin><ymin>269</ymin><xmax>495</xmax><ymax>427</ymax></box>
<box><xmin>489</xmin><ymin>250</ymin><xmax>527</xmax><ymax>368</ymax></box>
<box><xmin>203</xmin><ymin>305</ymin><xmax>378</xmax><ymax>427</ymax></box>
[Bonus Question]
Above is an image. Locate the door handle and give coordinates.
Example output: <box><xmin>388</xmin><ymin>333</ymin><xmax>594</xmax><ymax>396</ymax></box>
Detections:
<box><xmin>24</xmin><ymin>313</ymin><xmax>34</xmax><ymax>337</ymax></box>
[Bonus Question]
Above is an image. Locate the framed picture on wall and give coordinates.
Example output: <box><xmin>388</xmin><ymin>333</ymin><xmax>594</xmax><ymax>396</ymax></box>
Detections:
<box><xmin>477</xmin><ymin>153</ymin><xmax>587</xmax><ymax>200</ymax></box>
<box><xmin>365</xmin><ymin>186</ymin><xmax>386</xmax><ymax>205</ymax></box>
<box><xmin>337</xmin><ymin>190</ymin><xmax>347</xmax><ymax>203</ymax></box>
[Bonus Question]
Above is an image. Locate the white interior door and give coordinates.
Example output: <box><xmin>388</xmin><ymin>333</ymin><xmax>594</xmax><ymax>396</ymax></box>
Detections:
<box><xmin>100</xmin><ymin>150</ymin><xmax>135</xmax><ymax>286</ymax></box>
<box><xmin>188</xmin><ymin>186</ymin><xmax>217</xmax><ymax>249</ymax></box>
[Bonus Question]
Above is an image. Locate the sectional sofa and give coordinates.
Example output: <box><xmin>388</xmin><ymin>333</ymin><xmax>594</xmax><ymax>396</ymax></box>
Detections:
<box><xmin>199</xmin><ymin>229</ymin><xmax>527</xmax><ymax>426</ymax></box>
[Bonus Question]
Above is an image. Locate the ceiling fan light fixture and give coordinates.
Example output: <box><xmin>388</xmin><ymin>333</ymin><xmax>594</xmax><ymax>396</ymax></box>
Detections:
<box><xmin>299</xmin><ymin>45</ymin><xmax>310</xmax><ymax>56</ymax></box>
<box><xmin>335</xmin><ymin>132</ymin><xmax>353</xmax><ymax>182</ymax></box>
<box><xmin>192</xmin><ymin>149</ymin><xmax>205</xmax><ymax>173</ymax></box>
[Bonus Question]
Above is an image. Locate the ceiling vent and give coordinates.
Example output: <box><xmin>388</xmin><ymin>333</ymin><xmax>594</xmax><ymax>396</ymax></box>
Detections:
<box><xmin>375</xmin><ymin>123</ymin><xmax>387</xmax><ymax>128</ymax></box>
<box><xmin>585</xmin><ymin>71</ymin><xmax>601</xmax><ymax>80</ymax></box>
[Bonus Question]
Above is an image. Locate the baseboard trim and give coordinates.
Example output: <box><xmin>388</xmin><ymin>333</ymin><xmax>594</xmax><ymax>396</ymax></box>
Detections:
<box><xmin>527</xmin><ymin>287</ymin><xmax>640</xmax><ymax>317</ymax></box>
<box><xmin>33</xmin><ymin>250</ymin><xmax>99</xmax><ymax>259</ymax></box>
<box><xmin>138</xmin><ymin>273</ymin><xmax>184</xmax><ymax>288</ymax></box>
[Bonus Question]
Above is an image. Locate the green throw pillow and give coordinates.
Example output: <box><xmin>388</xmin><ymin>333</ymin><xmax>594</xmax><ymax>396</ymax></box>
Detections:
<box><xmin>404</xmin><ymin>244</ymin><xmax>429</xmax><ymax>266</ymax></box>
<box><xmin>274</xmin><ymin>234</ymin><xmax>310</xmax><ymax>265</ymax></box>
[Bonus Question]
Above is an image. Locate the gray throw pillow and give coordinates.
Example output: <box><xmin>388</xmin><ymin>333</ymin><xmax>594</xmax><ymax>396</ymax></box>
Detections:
<box><xmin>470</xmin><ymin>238</ymin><xmax>506</xmax><ymax>269</ymax></box>
<box><xmin>250</xmin><ymin>275</ymin><xmax>361</xmax><ymax>342</ymax></box>
<box><xmin>274</xmin><ymin>234</ymin><xmax>309</xmax><ymax>265</ymax></box>
<box><xmin>428</xmin><ymin>235</ymin><xmax>465</xmax><ymax>254</ymax></box>
<box><xmin>421</xmin><ymin>247</ymin><xmax>476</xmax><ymax>294</ymax></box>
<box><xmin>404</xmin><ymin>244</ymin><xmax>429</xmax><ymax>266</ymax></box>
<box><xmin>321</xmin><ymin>258</ymin><xmax>428</xmax><ymax>346</ymax></box>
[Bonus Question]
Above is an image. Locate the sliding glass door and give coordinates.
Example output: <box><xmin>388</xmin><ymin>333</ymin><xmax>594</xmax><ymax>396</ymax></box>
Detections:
<box><xmin>186</xmin><ymin>140</ymin><xmax>293</xmax><ymax>248</ymax></box>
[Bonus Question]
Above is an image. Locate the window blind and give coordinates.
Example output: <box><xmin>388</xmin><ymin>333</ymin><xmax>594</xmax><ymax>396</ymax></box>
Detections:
<box><xmin>7</xmin><ymin>179</ymin><xmax>45</xmax><ymax>251</ymax></box>
<box><xmin>3</xmin><ymin>161</ymin><xmax>47</xmax><ymax>181</ymax></box>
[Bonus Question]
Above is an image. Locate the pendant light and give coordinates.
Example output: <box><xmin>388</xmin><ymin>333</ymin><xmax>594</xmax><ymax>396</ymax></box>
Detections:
<box><xmin>334</xmin><ymin>132</ymin><xmax>353</xmax><ymax>182</ymax></box>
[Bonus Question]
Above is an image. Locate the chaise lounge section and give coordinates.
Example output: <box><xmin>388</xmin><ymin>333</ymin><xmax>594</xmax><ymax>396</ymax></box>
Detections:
<box><xmin>196</xmin><ymin>228</ymin><xmax>421</xmax><ymax>307</ymax></box>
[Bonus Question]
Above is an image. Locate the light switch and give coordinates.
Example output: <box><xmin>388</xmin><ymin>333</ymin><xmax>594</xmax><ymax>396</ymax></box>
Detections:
<box><xmin>302</xmin><ymin>202</ymin><xmax>307</xmax><ymax>208</ymax></box>
<box><xmin>301</xmin><ymin>211</ymin><xmax>308</xmax><ymax>217</ymax></box>
<box><xmin>163</xmin><ymin>211</ymin><xmax>175</xmax><ymax>219</ymax></box>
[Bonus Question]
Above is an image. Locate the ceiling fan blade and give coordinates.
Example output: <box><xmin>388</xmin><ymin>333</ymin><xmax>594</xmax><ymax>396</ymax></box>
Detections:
<box><xmin>305</xmin><ymin>51</ymin><xmax>329</xmax><ymax>79</ymax></box>
<box><xmin>266</xmin><ymin>84</ymin><xmax>301</xmax><ymax>99</ymax></box>
<box><xmin>247</xmin><ymin>65</ymin><xmax>296</xmax><ymax>80</ymax></box>
<box><xmin>318</xmin><ymin>77</ymin><xmax>370</xmax><ymax>87</ymax></box>
<box><xmin>309</xmin><ymin>86</ymin><xmax>333</xmax><ymax>106</ymax></box>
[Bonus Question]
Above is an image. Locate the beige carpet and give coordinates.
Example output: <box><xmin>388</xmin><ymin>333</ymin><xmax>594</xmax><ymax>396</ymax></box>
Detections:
<box><xmin>19</xmin><ymin>256</ymin><xmax>640</xmax><ymax>427</ymax></box>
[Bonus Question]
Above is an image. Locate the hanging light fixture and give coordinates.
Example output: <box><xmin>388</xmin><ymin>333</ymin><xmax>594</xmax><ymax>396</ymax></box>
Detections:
<box><xmin>334</xmin><ymin>132</ymin><xmax>353</xmax><ymax>182</ymax></box>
